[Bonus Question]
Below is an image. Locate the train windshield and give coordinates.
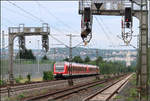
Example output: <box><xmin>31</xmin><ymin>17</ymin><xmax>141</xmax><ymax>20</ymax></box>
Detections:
<box><xmin>55</xmin><ymin>62</ymin><xmax>64</xmax><ymax>72</ymax></box>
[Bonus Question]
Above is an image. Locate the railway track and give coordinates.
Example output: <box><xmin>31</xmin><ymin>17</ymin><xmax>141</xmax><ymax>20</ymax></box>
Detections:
<box><xmin>0</xmin><ymin>75</ymin><xmax>100</xmax><ymax>94</ymax></box>
<box><xmin>0</xmin><ymin>80</ymin><xmax>65</xmax><ymax>94</ymax></box>
<box><xmin>83</xmin><ymin>74</ymin><xmax>132</xmax><ymax>101</ymax></box>
<box><xmin>0</xmin><ymin>80</ymin><xmax>57</xmax><ymax>88</ymax></box>
<box><xmin>22</xmin><ymin>74</ymin><xmax>127</xmax><ymax>101</ymax></box>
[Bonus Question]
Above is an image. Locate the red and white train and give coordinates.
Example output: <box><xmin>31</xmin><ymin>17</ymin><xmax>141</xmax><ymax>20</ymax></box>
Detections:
<box><xmin>53</xmin><ymin>61</ymin><xmax>99</xmax><ymax>78</ymax></box>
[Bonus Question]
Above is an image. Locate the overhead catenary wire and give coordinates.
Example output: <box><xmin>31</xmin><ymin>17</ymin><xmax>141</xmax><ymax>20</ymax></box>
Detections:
<box><xmin>50</xmin><ymin>34</ymin><xmax>83</xmax><ymax>49</ymax></box>
<box><xmin>98</xmin><ymin>17</ymin><xmax>117</xmax><ymax>40</ymax></box>
<box><xmin>6</xmin><ymin>0</ymin><xmax>68</xmax><ymax>35</ymax></box>
<box><xmin>6</xmin><ymin>1</ymin><xmax>84</xmax><ymax>49</ymax></box>
<box><xmin>49</xmin><ymin>35</ymin><xmax>69</xmax><ymax>48</ymax></box>
<box><xmin>2</xmin><ymin>6</ymin><xmax>41</xmax><ymax>25</ymax></box>
<box><xmin>35</xmin><ymin>1</ymin><xmax>69</xmax><ymax>33</ymax></box>
<box><xmin>35</xmin><ymin>1</ymin><xmax>80</xmax><ymax>34</ymax></box>
<box><xmin>96</xmin><ymin>11</ymin><xmax>137</xmax><ymax>49</ymax></box>
<box><xmin>94</xmin><ymin>16</ymin><xmax>115</xmax><ymax>48</ymax></box>
<box><xmin>84</xmin><ymin>0</ymin><xmax>128</xmax><ymax>49</ymax></box>
<box><xmin>7</xmin><ymin>0</ymin><xmax>45</xmax><ymax>23</ymax></box>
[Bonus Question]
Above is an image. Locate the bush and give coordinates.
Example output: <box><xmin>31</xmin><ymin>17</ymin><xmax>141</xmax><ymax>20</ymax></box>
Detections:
<box><xmin>129</xmin><ymin>88</ymin><xmax>138</xmax><ymax>97</ymax></box>
<box><xmin>27</xmin><ymin>74</ymin><xmax>31</xmax><ymax>82</ymax></box>
<box><xmin>43</xmin><ymin>71</ymin><xmax>53</xmax><ymax>81</ymax></box>
<box><xmin>0</xmin><ymin>80</ymin><xmax>4</xmax><ymax>85</ymax></box>
<box><xmin>18</xmin><ymin>94</ymin><xmax>25</xmax><ymax>99</ymax></box>
<box><xmin>15</xmin><ymin>78</ymin><xmax>21</xmax><ymax>83</ymax></box>
<box><xmin>19</xmin><ymin>75</ymin><xmax>23</xmax><ymax>80</ymax></box>
<box><xmin>42</xmin><ymin>55</ymin><xmax>49</xmax><ymax>60</ymax></box>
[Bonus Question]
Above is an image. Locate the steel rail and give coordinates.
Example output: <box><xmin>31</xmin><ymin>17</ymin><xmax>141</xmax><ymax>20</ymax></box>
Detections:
<box><xmin>22</xmin><ymin>74</ymin><xmax>127</xmax><ymax>101</ymax></box>
<box><xmin>0</xmin><ymin>80</ymin><xmax>65</xmax><ymax>94</ymax></box>
<box><xmin>83</xmin><ymin>74</ymin><xmax>132</xmax><ymax>101</ymax></box>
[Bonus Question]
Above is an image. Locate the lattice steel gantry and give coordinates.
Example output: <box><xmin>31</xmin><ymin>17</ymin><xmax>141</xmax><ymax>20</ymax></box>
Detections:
<box><xmin>79</xmin><ymin>0</ymin><xmax>149</xmax><ymax>100</ymax></box>
<box><xmin>8</xmin><ymin>23</ymin><xmax>50</xmax><ymax>84</ymax></box>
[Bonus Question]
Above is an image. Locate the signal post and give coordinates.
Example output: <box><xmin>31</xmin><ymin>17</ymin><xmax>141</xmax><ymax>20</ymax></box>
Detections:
<box><xmin>79</xmin><ymin>0</ymin><xmax>149</xmax><ymax>100</ymax></box>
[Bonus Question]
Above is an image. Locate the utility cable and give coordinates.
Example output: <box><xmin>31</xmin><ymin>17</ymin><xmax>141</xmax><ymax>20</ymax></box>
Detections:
<box><xmin>35</xmin><ymin>1</ymin><xmax>80</xmax><ymax>34</ymax></box>
<box><xmin>7</xmin><ymin>0</ymin><xmax>45</xmax><ymax>23</ymax></box>
<box><xmin>6</xmin><ymin>1</ymin><xmax>85</xmax><ymax>53</ymax></box>
<box><xmin>7</xmin><ymin>0</ymin><xmax>68</xmax><ymax>35</ymax></box>
<box><xmin>94</xmin><ymin>16</ymin><xmax>115</xmax><ymax>47</ymax></box>
<box><xmin>50</xmin><ymin>34</ymin><xmax>69</xmax><ymax>48</ymax></box>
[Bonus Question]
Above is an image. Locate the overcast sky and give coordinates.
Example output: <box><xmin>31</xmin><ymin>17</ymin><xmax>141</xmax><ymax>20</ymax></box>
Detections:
<box><xmin>1</xmin><ymin>1</ymin><xmax>143</xmax><ymax>50</ymax></box>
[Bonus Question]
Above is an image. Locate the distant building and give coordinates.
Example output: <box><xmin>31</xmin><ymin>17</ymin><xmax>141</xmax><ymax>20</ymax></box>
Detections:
<box><xmin>126</xmin><ymin>51</ymin><xmax>131</xmax><ymax>67</ymax></box>
<box><xmin>103</xmin><ymin>51</ymin><xmax>137</xmax><ymax>67</ymax></box>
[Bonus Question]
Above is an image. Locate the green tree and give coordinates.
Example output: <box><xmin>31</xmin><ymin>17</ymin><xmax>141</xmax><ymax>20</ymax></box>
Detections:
<box><xmin>72</xmin><ymin>56</ymin><xmax>83</xmax><ymax>63</ymax></box>
<box><xmin>84</xmin><ymin>56</ymin><xmax>90</xmax><ymax>63</ymax></box>
<box><xmin>42</xmin><ymin>55</ymin><xmax>49</xmax><ymax>60</ymax></box>
<box><xmin>96</xmin><ymin>56</ymin><xmax>103</xmax><ymax>62</ymax></box>
<box><xmin>43</xmin><ymin>71</ymin><xmax>53</xmax><ymax>80</ymax></box>
<box><xmin>63</xmin><ymin>58</ymin><xmax>69</xmax><ymax>61</ymax></box>
<box><xmin>27</xmin><ymin>74</ymin><xmax>31</xmax><ymax>82</ymax></box>
<box><xmin>16</xmin><ymin>49</ymin><xmax>36</xmax><ymax>60</ymax></box>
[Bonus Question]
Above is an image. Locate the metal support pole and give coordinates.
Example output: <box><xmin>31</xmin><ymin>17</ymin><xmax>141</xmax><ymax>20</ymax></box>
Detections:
<box><xmin>67</xmin><ymin>34</ymin><xmax>73</xmax><ymax>86</ymax></box>
<box><xmin>136</xmin><ymin>34</ymin><xmax>140</xmax><ymax>86</ymax></box>
<box><xmin>96</xmin><ymin>49</ymin><xmax>100</xmax><ymax>80</ymax></box>
<box><xmin>139</xmin><ymin>0</ymin><xmax>149</xmax><ymax>100</ymax></box>
<box><xmin>19</xmin><ymin>40</ymin><xmax>21</xmax><ymax>77</ymax></box>
<box><xmin>148</xmin><ymin>0</ymin><xmax>150</xmax><ymax>47</ymax></box>
<box><xmin>0</xmin><ymin>31</ymin><xmax>2</xmax><ymax>81</ymax></box>
<box><xmin>148</xmin><ymin>1</ymin><xmax>150</xmax><ymax>101</ymax></box>
<box><xmin>37</xmin><ymin>40</ymin><xmax>40</xmax><ymax>73</ymax></box>
<box><xmin>53</xmin><ymin>48</ymin><xmax>56</xmax><ymax>62</ymax></box>
<box><xmin>2</xmin><ymin>31</ymin><xmax>5</xmax><ymax>81</ymax></box>
<box><xmin>147</xmin><ymin>1</ymin><xmax>150</xmax><ymax>101</ymax></box>
<box><xmin>8</xmin><ymin>33</ymin><xmax>14</xmax><ymax>85</ymax></box>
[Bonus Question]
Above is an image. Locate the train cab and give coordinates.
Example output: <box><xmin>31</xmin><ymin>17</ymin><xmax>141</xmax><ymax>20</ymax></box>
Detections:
<box><xmin>54</xmin><ymin>62</ymin><xmax>66</xmax><ymax>78</ymax></box>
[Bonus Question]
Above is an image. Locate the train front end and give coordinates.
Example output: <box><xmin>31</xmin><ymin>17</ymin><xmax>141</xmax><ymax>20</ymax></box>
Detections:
<box><xmin>53</xmin><ymin>62</ymin><xmax>67</xmax><ymax>78</ymax></box>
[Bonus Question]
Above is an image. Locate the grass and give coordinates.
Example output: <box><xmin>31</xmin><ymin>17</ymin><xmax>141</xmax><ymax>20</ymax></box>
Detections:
<box><xmin>93</xmin><ymin>84</ymin><xmax>104</xmax><ymax>88</ymax></box>
<box><xmin>129</xmin><ymin>75</ymin><xmax>138</xmax><ymax>98</ymax></box>
<box><xmin>125</xmin><ymin>74</ymin><xmax>138</xmax><ymax>101</ymax></box>
<box><xmin>19</xmin><ymin>77</ymin><xmax>43</xmax><ymax>83</ymax></box>
<box><xmin>4</xmin><ymin>93</ymin><xmax>26</xmax><ymax>101</ymax></box>
<box><xmin>126</xmin><ymin>97</ymin><xmax>135</xmax><ymax>101</ymax></box>
<box><xmin>18</xmin><ymin>94</ymin><xmax>25</xmax><ymax>99</ymax></box>
<box><xmin>31</xmin><ymin>77</ymin><xmax>43</xmax><ymax>81</ymax></box>
<box><xmin>129</xmin><ymin>88</ymin><xmax>138</xmax><ymax>97</ymax></box>
<box><xmin>130</xmin><ymin>74</ymin><xmax>136</xmax><ymax>85</ymax></box>
<box><xmin>114</xmin><ymin>95</ymin><xmax>122</xmax><ymax>99</ymax></box>
<box><xmin>4</xmin><ymin>88</ymin><xmax>49</xmax><ymax>101</ymax></box>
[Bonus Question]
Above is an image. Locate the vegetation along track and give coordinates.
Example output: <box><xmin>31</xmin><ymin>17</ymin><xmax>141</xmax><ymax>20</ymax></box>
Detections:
<box><xmin>83</xmin><ymin>74</ymin><xmax>133</xmax><ymax>101</ymax></box>
<box><xmin>22</xmin><ymin>74</ymin><xmax>128</xmax><ymax>101</ymax></box>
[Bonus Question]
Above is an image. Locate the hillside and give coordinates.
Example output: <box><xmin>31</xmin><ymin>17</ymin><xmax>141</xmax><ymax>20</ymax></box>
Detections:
<box><xmin>1</xmin><ymin>48</ymin><xmax>137</xmax><ymax>67</ymax></box>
